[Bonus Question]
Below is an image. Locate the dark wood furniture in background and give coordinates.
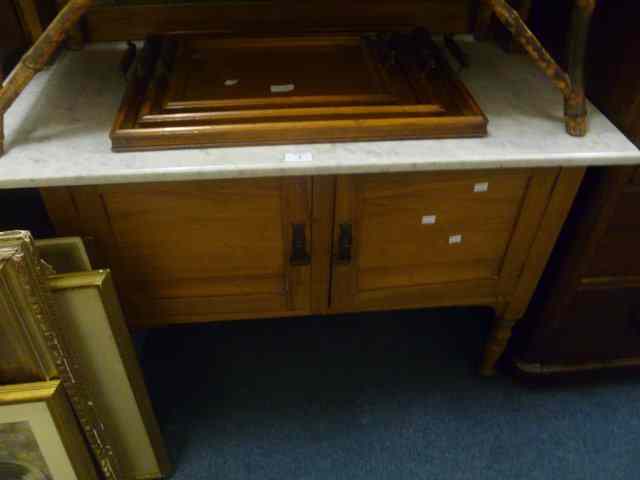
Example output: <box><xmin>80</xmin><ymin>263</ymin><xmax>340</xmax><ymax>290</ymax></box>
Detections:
<box><xmin>513</xmin><ymin>0</ymin><xmax>640</xmax><ymax>373</ymax></box>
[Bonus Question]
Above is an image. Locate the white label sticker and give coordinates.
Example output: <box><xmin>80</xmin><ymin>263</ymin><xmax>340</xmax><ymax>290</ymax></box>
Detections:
<box><xmin>270</xmin><ymin>83</ymin><xmax>295</xmax><ymax>93</ymax></box>
<box><xmin>421</xmin><ymin>215</ymin><xmax>437</xmax><ymax>225</ymax></box>
<box><xmin>449</xmin><ymin>234</ymin><xmax>462</xmax><ymax>244</ymax></box>
<box><xmin>284</xmin><ymin>152</ymin><xmax>313</xmax><ymax>163</ymax></box>
<box><xmin>224</xmin><ymin>79</ymin><xmax>239</xmax><ymax>86</ymax></box>
<box><xmin>474</xmin><ymin>182</ymin><xmax>489</xmax><ymax>193</ymax></box>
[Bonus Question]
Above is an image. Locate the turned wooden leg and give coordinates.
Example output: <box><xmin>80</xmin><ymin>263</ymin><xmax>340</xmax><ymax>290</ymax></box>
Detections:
<box><xmin>564</xmin><ymin>0</ymin><xmax>596</xmax><ymax>137</ymax></box>
<box><xmin>481</xmin><ymin>309</ymin><xmax>517</xmax><ymax>376</ymax></box>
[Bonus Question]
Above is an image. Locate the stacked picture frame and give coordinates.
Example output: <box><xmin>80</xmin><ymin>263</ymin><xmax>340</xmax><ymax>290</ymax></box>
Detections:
<box><xmin>0</xmin><ymin>231</ymin><xmax>171</xmax><ymax>480</ymax></box>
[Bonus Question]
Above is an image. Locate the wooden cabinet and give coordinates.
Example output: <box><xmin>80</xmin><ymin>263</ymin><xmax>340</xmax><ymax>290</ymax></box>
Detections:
<box><xmin>42</xmin><ymin>167</ymin><xmax>583</xmax><ymax>373</ymax></box>
<box><xmin>331</xmin><ymin>169</ymin><xmax>557</xmax><ymax>312</ymax></box>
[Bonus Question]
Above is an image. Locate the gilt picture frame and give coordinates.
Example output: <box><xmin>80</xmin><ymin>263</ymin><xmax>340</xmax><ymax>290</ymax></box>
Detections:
<box><xmin>48</xmin><ymin>269</ymin><xmax>172</xmax><ymax>479</ymax></box>
<box><xmin>0</xmin><ymin>381</ymin><xmax>99</xmax><ymax>480</ymax></box>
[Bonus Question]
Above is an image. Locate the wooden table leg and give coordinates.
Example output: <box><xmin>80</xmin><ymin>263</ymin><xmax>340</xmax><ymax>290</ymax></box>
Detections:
<box><xmin>481</xmin><ymin>304</ymin><xmax>512</xmax><ymax>376</ymax></box>
<box><xmin>565</xmin><ymin>0</ymin><xmax>596</xmax><ymax>136</ymax></box>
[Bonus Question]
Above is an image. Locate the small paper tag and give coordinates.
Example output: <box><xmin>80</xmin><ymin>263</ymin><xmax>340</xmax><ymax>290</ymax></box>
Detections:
<box><xmin>421</xmin><ymin>215</ymin><xmax>437</xmax><ymax>225</ymax></box>
<box><xmin>270</xmin><ymin>83</ymin><xmax>295</xmax><ymax>93</ymax></box>
<box><xmin>474</xmin><ymin>182</ymin><xmax>489</xmax><ymax>193</ymax></box>
<box><xmin>449</xmin><ymin>234</ymin><xmax>462</xmax><ymax>244</ymax></box>
<box><xmin>224</xmin><ymin>79</ymin><xmax>239</xmax><ymax>86</ymax></box>
<box><xmin>284</xmin><ymin>152</ymin><xmax>313</xmax><ymax>163</ymax></box>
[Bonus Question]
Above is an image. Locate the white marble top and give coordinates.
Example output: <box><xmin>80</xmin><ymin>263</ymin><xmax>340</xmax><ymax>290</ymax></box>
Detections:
<box><xmin>1</xmin><ymin>39</ymin><xmax>638</xmax><ymax>189</ymax></box>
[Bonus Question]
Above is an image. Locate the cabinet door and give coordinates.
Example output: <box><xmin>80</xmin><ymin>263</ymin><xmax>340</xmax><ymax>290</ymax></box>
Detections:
<box><xmin>331</xmin><ymin>169</ymin><xmax>558</xmax><ymax>312</ymax></box>
<box><xmin>63</xmin><ymin>178</ymin><xmax>312</xmax><ymax>327</ymax></box>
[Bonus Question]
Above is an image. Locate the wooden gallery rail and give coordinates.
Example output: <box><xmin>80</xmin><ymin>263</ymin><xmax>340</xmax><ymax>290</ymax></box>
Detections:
<box><xmin>0</xmin><ymin>0</ymin><xmax>595</xmax><ymax>151</ymax></box>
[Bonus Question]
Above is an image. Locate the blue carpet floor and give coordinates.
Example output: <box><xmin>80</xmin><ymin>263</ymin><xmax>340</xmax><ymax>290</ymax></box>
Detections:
<box><xmin>141</xmin><ymin>308</ymin><xmax>640</xmax><ymax>480</ymax></box>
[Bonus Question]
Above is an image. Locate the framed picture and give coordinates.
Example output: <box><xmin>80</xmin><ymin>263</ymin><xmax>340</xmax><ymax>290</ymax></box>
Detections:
<box><xmin>47</xmin><ymin>269</ymin><xmax>172</xmax><ymax>479</ymax></box>
<box><xmin>0</xmin><ymin>381</ymin><xmax>99</xmax><ymax>480</ymax></box>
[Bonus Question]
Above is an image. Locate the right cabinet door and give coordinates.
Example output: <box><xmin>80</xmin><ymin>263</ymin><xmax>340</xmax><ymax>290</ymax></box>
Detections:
<box><xmin>331</xmin><ymin>168</ymin><xmax>559</xmax><ymax>312</ymax></box>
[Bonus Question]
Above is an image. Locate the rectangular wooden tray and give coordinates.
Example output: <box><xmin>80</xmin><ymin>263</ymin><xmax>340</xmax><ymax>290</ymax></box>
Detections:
<box><xmin>111</xmin><ymin>30</ymin><xmax>487</xmax><ymax>151</ymax></box>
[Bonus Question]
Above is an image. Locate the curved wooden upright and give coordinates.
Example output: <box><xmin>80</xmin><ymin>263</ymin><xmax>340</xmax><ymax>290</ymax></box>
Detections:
<box><xmin>478</xmin><ymin>0</ymin><xmax>596</xmax><ymax>136</ymax></box>
<box><xmin>0</xmin><ymin>0</ymin><xmax>95</xmax><ymax>156</ymax></box>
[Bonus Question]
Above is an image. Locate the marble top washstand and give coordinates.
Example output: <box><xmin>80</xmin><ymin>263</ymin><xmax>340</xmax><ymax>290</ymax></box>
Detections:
<box><xmin>0</xmin><ymin>38</ymin><xmax>638</xmax><ymax>189</ymax></box>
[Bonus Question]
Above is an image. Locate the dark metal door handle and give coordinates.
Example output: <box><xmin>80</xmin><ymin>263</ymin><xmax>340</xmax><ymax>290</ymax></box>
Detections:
<box><xmin>336</xmin><ymin>223</ymin><xmax>353</xmax><ymax>265</ymax></box>
<box><xmin>289</xmin><ymin>224</ymin><xmax>310</xmax><ymax>266</ymax></box>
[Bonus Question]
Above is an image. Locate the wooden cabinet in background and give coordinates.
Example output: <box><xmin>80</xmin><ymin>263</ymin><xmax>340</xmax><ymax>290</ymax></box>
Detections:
<box><xmin>512</xmin><ymin>0</ymin><xmax>640</xmax><ymax>374</ymax></box>
<box><xmin>515</xmin><ymin>167</ymin><xmax>640</xmax><ymax>372</ymax></box>
<box><xmin>41</xmin><ymin>167</ymin><xmax>584</xmax><ymax>374</ymax></box>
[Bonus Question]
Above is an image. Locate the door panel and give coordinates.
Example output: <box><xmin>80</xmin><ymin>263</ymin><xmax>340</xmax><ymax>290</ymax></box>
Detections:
<box><xmin>68</xmin><ymin>177</ymin><xmax>312</xmax><ymax>327</ymax></box>
<box><xmin>331</xmin><ymin>169</ymin><xmax>558</xmax><ymax>312</ymax></box>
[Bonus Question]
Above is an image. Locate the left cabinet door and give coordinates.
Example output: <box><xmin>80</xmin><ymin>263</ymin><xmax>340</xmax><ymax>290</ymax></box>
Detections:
<box><xmin>42</xmin><ymin>177</ymin><xmax>313</xmax><ymax>327</ymax></box>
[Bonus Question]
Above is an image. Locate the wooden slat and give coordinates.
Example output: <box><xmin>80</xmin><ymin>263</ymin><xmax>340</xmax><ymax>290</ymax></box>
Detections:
<box><xmin>310</xmin><ymin>175</ymin><xmax>336</xmax><ymax>314</ymax></box>
<box><xmin>505</xmin><ymin>167</ymin><xmax>586</xmax><ymax>320</ymax></box>
<box><xmin>39</xmin><ymin>187</ymin><xmax>79</xmax><ymax>236</ymax></box>
<box><xmin>496</xmin><ymin>169</ymin><xmax>558</xmax><ymax>296</ymax></box>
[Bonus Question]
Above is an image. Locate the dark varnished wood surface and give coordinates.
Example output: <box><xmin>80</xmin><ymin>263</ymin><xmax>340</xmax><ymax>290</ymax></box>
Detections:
<box><xmin>85</xmin><ymin>0</ymin><xmax>474</xmax><ymax>42</ymax></box>
<box><xmin>111</xmin><ymin>31</ymin><xmax>487</xmax><ymax>151</ymax></box>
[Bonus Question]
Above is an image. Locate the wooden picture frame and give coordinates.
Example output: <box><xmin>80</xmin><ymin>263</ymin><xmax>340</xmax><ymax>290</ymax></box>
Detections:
<box><xmin>0</xmin><ymin>380</ymin><xmax>99</xmax><ymax>480</ymax></box>
<box><xmin>48</xmin><ymin>269</ymin><xmax>172</xmax><ymax>479</ymax></box>
<box><xmin>35</xmin><ymin>237</ymin><xmax>92</xmax><ymax>274</ymax></box>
